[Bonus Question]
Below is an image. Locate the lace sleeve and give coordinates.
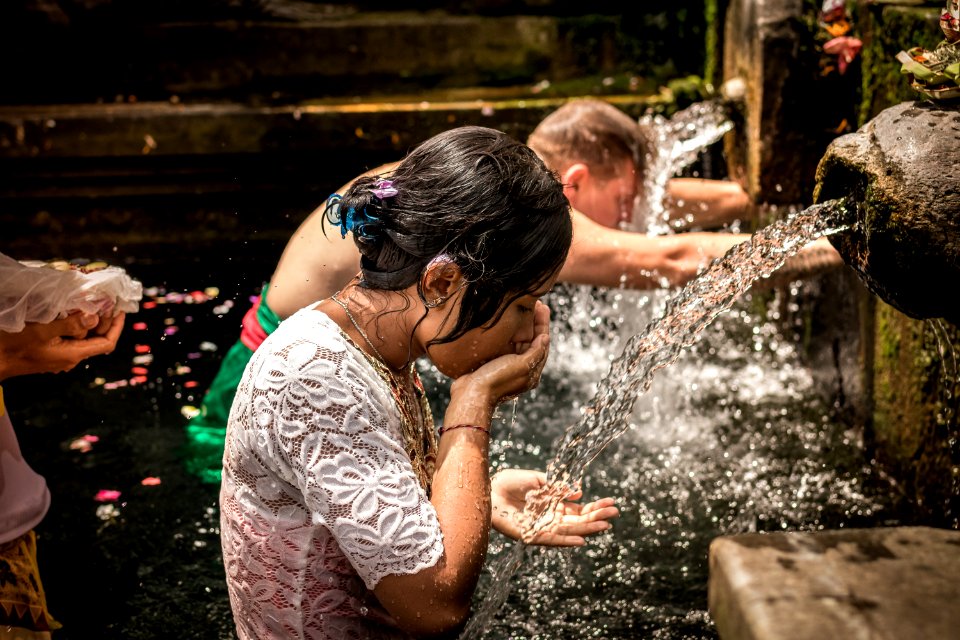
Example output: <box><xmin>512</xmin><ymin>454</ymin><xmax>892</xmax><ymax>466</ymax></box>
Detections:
<box><xmin>248</xmin><ymin>329</ymin><xmax>445</xmax><ymax>590</ymax></box>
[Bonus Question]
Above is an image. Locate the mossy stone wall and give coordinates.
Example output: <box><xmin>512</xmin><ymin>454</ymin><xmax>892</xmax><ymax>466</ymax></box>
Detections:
<box><xmin>717</xmin><ymin>0</ymin><xmax>959</xmax><ymax>524</ymax></box>
<box><xmin>872</xmin><ymin>301</ymin><xmax>959</xmax><ymax>525</ymax></box>
<box><xmin>858</xmin><ymin>3</ymin><xmax>943</xmax><ymax>125</ymax></box>
<box><xmin>0</xmin><ymin>0</ymin><xmax>709</xmax><ymax>105</ymax></box>
<box><xmin>855</xmin><ymin>0</ymin><xmax>959</xmax><ymax>527</ymax></box>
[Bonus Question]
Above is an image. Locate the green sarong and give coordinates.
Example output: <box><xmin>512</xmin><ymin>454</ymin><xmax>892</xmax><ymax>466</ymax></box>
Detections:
<box><xmin>184</xmin><ymin>284</ymin><xmax>281</xmax><ymax>484</ymax></box>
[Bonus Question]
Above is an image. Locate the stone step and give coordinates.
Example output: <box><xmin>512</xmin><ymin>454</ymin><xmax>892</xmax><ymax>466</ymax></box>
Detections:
<box><xmin>0</xmin><ymin>8</ymin><xmax>700</xmax><ymax>105</ymax></box>
<box><xmin>134</xmin><ymin>14</ymin><xmax>605</xmax><ymax>100</ymax></box>
<box><xmin>0</xmin><ymin>87</ymin><xmax>667</xmax><ymax>199</ymax></box>
<box><xmin>708</xmin><ymin>526</ymin><xmax>960</xmax><ymax>640</ymax></box>
<box><xmin>0</xmin><ymin>86</ymin><xmax>672</xmax><ymax>257</ymax></box>
<box><xmin>0</xmin><ymin>0</ymin><xmax>709</xmax><ymax>256</ymax></box>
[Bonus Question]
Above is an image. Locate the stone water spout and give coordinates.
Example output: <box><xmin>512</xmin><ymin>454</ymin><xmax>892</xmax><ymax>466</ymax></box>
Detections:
<box><xmin>814</xmin><ymin>101</ymin><xmax>960</xmax><ymax>324</ymax></box>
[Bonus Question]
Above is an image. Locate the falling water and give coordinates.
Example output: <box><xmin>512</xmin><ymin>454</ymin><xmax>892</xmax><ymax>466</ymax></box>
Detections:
<box><xmin>525</xmin><ymin>95</ymin><xmax>743</xmax><ymax>389</ymax></box>
<box><xmin>460</xmin><ymin>198</ymin><xmax>855</xmax><ymax>640</ymax></box>
<box><xmin>634</xmin><ymin>99</ymin><xmax>735</xmax><ymax>235</ymax></box>
<box><xmin>925</xmin><ymin>318</ymin><xmax>960</xmax><ymax>528</ymax></box>
<box><xmin>929</xmin><ymin>319</ymin><xmax>959</xmax><ymax>403</ymax></box>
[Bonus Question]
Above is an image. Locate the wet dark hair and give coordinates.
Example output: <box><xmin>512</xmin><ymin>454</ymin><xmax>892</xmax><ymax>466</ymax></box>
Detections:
<box><xmin>526</xmin><ymin>98</ymin><xmax>649</xmax><ymax>181</ymax></box>
<box><xmin>325</xmin><ymin>126</ymin><xmax>572</xmax><ymax>344</ymax></box>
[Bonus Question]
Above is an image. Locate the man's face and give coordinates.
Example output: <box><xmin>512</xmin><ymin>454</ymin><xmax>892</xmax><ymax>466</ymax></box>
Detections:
<box><xmin>568</xmin><ymin>158</ymin><xmax>639</xmax><ymax>229</ymax></box>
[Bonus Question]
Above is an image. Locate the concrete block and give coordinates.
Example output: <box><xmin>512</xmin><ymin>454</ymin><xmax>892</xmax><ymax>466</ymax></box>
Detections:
<box><xmin>709</xmin><ymin>527</ymin><xmax>960</xmax><ymax>640</ymax></box>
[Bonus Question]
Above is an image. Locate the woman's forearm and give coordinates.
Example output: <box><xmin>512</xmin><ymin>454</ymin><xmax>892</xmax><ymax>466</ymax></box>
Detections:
<box><xmin>373</xmin><ymin>382</ymin><xmax>495</xmax><ymax>634</ymax></box>
<box><xmin>429</xmin><ymin>381</ymin><xmax>495</xmax><ymax>597</ymax></box>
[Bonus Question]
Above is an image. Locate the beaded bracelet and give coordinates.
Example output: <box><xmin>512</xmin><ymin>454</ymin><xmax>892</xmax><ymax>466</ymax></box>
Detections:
<box><xmin>438</xmin><ymin>424</ymin><xmax>490</xmax><ymax>437</ymax></box>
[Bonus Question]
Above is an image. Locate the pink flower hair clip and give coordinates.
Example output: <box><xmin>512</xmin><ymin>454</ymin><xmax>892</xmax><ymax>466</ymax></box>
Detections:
<box><xmin>371</xmin><ymin>178</ymin><xmax>398</xmax><ymax>200</ymax></box>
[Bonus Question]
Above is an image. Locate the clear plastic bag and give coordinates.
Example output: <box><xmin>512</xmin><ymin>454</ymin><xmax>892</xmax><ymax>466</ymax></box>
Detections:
<box><xmin>0</xmin><ymin>252</ymin><xmax>142</xmax><ymax>333</ymax></box>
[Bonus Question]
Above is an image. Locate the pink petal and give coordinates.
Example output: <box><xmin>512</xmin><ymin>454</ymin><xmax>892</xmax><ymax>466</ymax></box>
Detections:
<box><xmin>94</xmin><ymin>490</ymin><xmax>121</xmax><ymax>502</ymax></box>
<box><xmin>822</xmin><ymin>37</ymin><xmax>846</xmax><ymax>54</ymax></box>
<box><xmin>69</xmin><ymin>439</ymin><xmax>92</xmax><ymax>452</ymax></box>
<box><xmin>141</xmin><ymin>477</ymin><xmax>162</xmax><ymax>486</ymax></box>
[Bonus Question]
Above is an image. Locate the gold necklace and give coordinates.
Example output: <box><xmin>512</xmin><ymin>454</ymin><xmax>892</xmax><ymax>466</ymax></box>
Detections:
<box><xmin>329</xmin><ymin>292</ymin><xmax>391</xmax><ymax>367</ymax></box>
<box><xmin>327</xmin><ymin>292</ymin><xmax>438</xmax><ymax>493</ymax></box>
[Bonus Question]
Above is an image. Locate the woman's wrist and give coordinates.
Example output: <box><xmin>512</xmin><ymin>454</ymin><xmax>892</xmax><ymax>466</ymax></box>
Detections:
<box><xmin>438</xmin><ymin>423</ymin><xmax>489</xmax><ymax>437</ymax></box>
<box><xmin>446</xmin><ymin>379</ymin><xmax>495</xmax><ymax>428</ymax></box>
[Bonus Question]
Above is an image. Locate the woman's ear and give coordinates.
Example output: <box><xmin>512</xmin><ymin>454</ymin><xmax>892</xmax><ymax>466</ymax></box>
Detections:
<box><xmin>421</xmin><ymin>257</ymin><xmax>464</xmax><ymax>307</ymax></box>
<box><xmin>561</xmin><ymin>163</ymin><xmax>589</xmax><ymax>207</ymax></box>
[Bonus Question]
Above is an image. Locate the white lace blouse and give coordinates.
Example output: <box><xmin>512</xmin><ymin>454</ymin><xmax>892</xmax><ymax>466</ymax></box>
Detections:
<box><xmin>220</xmin><ymin>307</ymin><xmax>445</xmax><ymax>640</ymax></box>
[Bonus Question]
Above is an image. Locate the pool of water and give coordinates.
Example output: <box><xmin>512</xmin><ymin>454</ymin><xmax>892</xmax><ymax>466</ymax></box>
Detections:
<box><xmin>7</xmin><ymin>257</ymin><xmax>910</xmax><ymax>639</ymax></box>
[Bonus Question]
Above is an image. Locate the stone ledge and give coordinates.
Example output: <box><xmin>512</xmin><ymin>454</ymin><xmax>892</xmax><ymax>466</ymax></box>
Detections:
<box><xmin>708</xmin><ymin>526</ymin><xmax>960</xmax><ymax>640</ymax></box>
<box><xmin>0</xmin><ymin>91</ymin><xmax>661</xmax><ymax>161</ymax></box>
<box><xmin>0</xmin><ymin>12</ymin><xmax>633</xmax><ymax>103</ymax></box>
<box><xmin>0</xmin><ymin>89</ymin><xmax>666</xmax><ymax>256</ymax></box>
<box><xmin>142</xmin><ymin>15</ymin><xmax>566</xmax><ymax>95</ymax></box>
<box><xmin>0</xmin><ymin>91</ymin><xmax>662</xmax><ymax>200</ymax></box>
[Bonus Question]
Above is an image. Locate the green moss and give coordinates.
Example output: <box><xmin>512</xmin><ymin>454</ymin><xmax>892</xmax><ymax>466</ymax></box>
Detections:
<box><xmin>665</xmin><ymin>75</ymin><xmax>712</xmax><ymax>106</ymax></box>
<box><xmin>859</xmin><ymin>6</ymin><xmax>943</xmax><ymax>125</ymax></box>
<box><xmin>704</xmin><ymin>0</ymin><xmax>720</xmax><ymax>87</ymax></box>
<box><xmin>521</xmin><ymin>72</ymin><xmax>663</xmax><ymax>99</ymax></box>
<box><xmin>873</xmin><ymin>302</ymin><xmax>923</xmax><ymax>459</ymax></box>
<box><xmin>872</xmin><ymin>300</ymin><xmax>960</xmax><ymax>524</ymax></box>
<box><xmin>851</xmin><ymin>4</ymin><xmax>960</xmax><ymax>520</ymax></box>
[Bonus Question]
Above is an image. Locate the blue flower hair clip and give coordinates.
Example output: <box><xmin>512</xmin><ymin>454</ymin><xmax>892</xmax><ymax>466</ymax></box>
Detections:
<box><xmin>325</xmin><ymin>191</ymin><xmax>384</xmax><ymax>241</ymax></box>
<box><xmin>342</xmin><ymin>206</ymin><xmax>358</xmax><ymax>239</ymax></box>
<box><xmin>352</xmin><ymin>205</ymin><xmax>382</xmax><ymax>243</ymax></box>
<box><xmin>370</xmin><ymin>178</ymin><xmax>398</xmax><ymax>200</ymax></box>
<box><xmin>323</xmin><ymin>194</ymin><xmax>349</xmax><ymax>239</ymax></box>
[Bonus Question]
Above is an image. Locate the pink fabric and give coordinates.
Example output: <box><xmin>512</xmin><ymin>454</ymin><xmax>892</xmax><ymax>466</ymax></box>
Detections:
<box><xmin>239</xmin><ymin>297</ymin><xmax>269</xmax><ymax>352</ymax></box>
<box><xmin>0</xmin><ymin>387</ymin><xmax>50</xmax><ymax>544</ymax></box>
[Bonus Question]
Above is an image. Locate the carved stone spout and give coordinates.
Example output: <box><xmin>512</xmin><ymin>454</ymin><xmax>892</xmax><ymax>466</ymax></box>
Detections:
<box><xmin>814</xmin><ymin>101</ymin><xmax>960</xmax><ymax>324</ymax></box>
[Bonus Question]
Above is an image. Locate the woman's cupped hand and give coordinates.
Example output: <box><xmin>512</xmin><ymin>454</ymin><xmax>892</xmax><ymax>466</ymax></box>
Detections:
<box><xmin>451</xmin><ymin>301</ymin><xmax>552</xmax><ymax>408</ymax></box>
<box><xmin>490</xmin><ymin>469</ymin><xmax>619</xmax><ymax>546</ymax></box>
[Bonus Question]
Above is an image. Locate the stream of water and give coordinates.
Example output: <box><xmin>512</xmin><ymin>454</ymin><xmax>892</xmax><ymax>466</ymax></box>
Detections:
<box><xmin>634</xmin><ymin>98</ymin><xmax>735</xmax><ymax>234</ymax></box>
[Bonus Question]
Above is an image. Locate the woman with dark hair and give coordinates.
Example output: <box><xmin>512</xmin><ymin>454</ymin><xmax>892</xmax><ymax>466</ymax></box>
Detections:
<box><xmin>219</xmin><ymin>126</ymin><xmax>619</xmax><ymax>639</ymax></box>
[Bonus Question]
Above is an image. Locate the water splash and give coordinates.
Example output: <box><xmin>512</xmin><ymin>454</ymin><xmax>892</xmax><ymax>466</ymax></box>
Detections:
<box><xmin>460</xmin><ymin>198</ymin><xmax>853</xmax><ymax>640</ymax></box>
<box><xmin>635</xmin><ymin>100</ymin><xmax>736</xmax><ymax>235</ymax></box>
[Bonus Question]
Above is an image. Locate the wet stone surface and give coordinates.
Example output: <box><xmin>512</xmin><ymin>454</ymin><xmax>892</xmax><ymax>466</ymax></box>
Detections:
<box><xmin>708</xmin><ymin>526</ymin><xmax>960</xmax><ymax>640</ymax></box>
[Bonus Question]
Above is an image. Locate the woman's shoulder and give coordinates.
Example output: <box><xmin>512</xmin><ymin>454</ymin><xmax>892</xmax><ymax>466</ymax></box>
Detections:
<box><xmin>263</xmin><ymin>306</ymin><xmax>389</xmax><ymax>392</ymax></box>
<box><xmin>270</xmin><ymin>305</ymin><xmax>345</xmax><ymax>348</ymax></box>
<box><xmin>250</xmin><ymin>305</ymin><xmax>350</xmax><ymax>372</ymax></box>
<box><xmin>283</xmin><ymin>303</ymin><xmax>334</xmax><ymax>326</ymax></box>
